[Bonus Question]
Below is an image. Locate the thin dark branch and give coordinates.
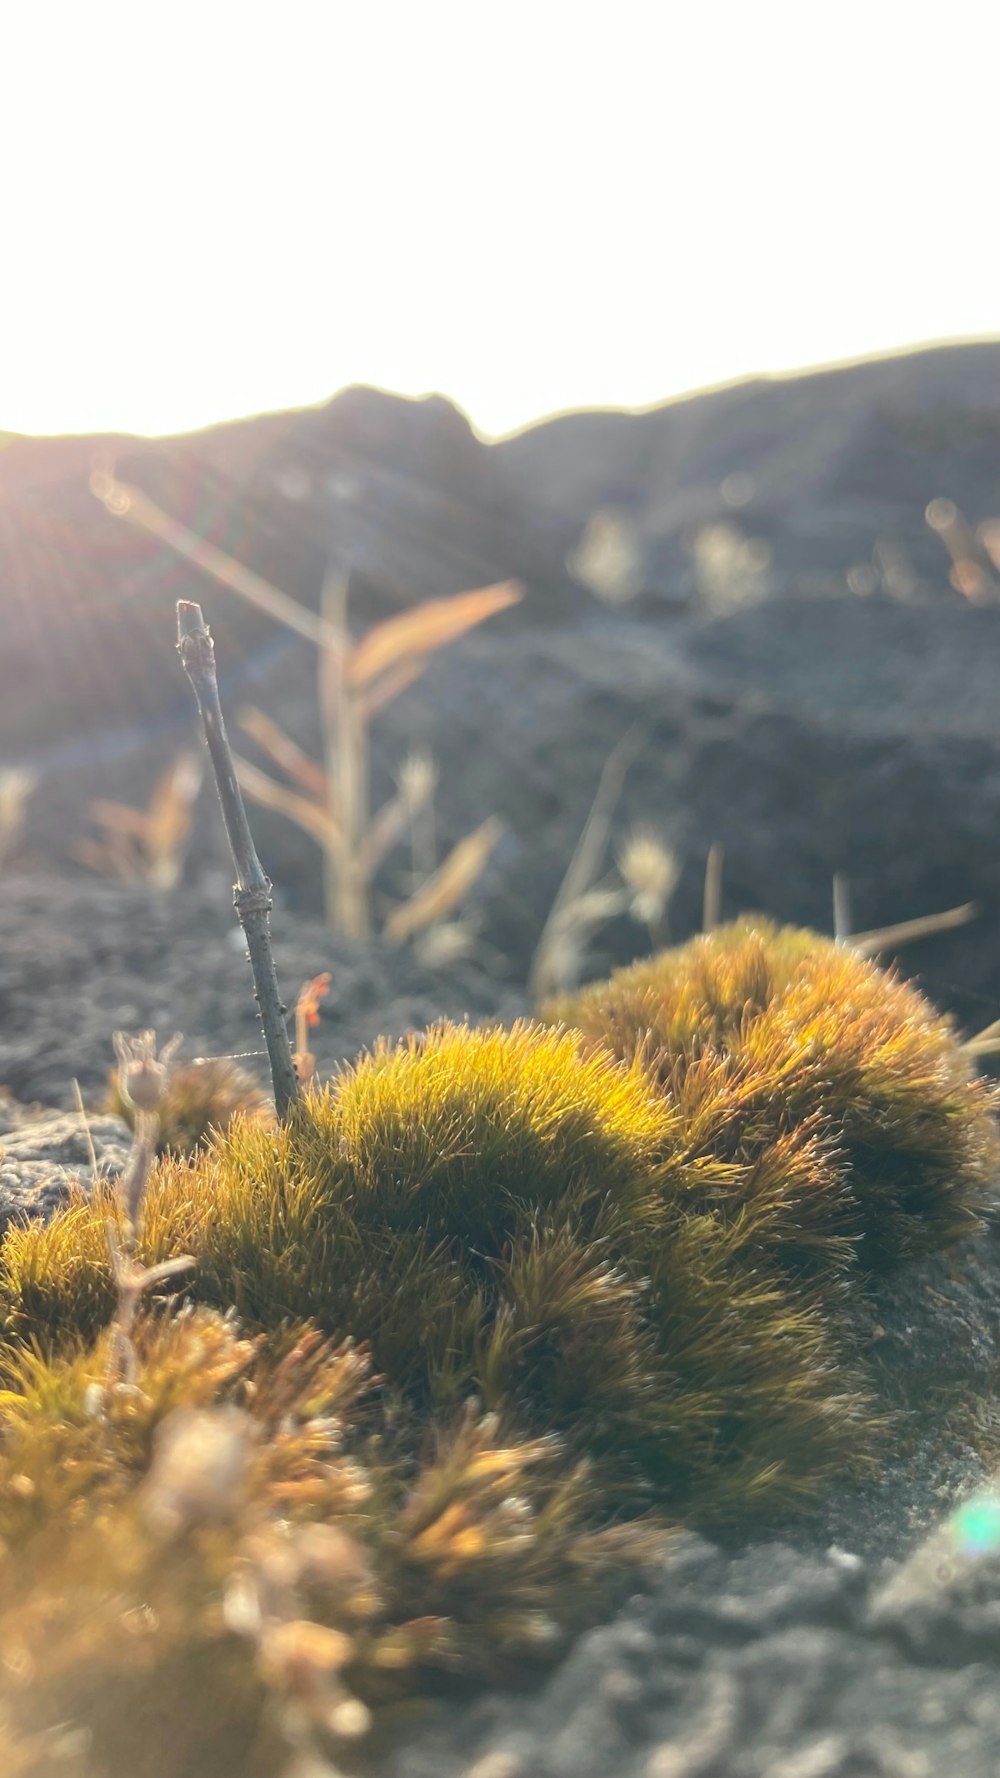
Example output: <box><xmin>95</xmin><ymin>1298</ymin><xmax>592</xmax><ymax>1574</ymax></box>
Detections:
<box><xmin>176</xmin><ymin>600</ymin><xmax>300</xmax><ymax>1119</ymax></box>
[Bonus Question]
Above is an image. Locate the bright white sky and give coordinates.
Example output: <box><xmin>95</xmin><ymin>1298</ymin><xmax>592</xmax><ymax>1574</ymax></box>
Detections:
<box><xmin>1</xmin><ymin>1</ymin><xmax>997</xmax><ymax>441</ymax></box>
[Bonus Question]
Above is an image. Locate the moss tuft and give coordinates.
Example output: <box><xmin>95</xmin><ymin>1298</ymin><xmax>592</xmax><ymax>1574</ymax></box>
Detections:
<box><xmin>0</xmin><ymin>1308</ymin><xmax>661</xmax><ymax>1777</ymax></box>
<box><xmin>106</xmin><ymin>1054</ymin><xmax>269</xmax><ymax>1156</ymax></box>
<box><xmin>2</xmin><ymin>1021</ymin><xmax>875</xmax><ymax>1520</ymax></box>
<box><xmin>0</xmin><ymin>1159</ymin><xmax>205</xmax><ymax>1353</ymax></box>
<box><xmin>4</xmin><ymin>980</ymin><xmax>986</xmax><ymax>1773</ymax></box>
<box><xmin>543</xmin><ymin>918</ymin><xmax>1000</xmax><ymax>1268</ymax></box>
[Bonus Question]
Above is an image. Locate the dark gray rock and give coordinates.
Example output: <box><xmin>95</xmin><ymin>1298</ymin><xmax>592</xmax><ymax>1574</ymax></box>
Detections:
<box><xmin>869</xmin><ymin>1486</ymin><xmax>1000</xmax><ymax>1661</ymax></box>
<box><xmin>7</xmin><ymin>344</ymin><xmax>1000</xmax><ymax>1029</ymax></box>
<box><xmin>0</xmin><ymin>1100</ymin><xmax>130</xmax><ymax>1236</ymax></box>
<box><xmin>375</xmin><ymin>1536</ymin><xmax>1000</xmax><ymax>1778</ymax></box>
<box><xmin>0</xmin><ymin>874</ymin><xmax>529</xmax><ymax>1110</ymax></box>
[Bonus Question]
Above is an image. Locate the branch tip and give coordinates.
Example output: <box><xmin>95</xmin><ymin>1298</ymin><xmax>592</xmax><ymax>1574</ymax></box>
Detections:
<box><xmin>176</xmin><ymin>600</ymin><xmax>206</xmax><ymax>642</ymax></box>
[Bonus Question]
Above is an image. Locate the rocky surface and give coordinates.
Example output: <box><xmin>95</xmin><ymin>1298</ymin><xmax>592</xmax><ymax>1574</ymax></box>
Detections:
<box><xmin>373</xmin><ymin>1534</ymin><xmax>1000</xmax><ymax>1778</ymax></box>
<box><xmin>0</xmin><ymin>875</ymin><xmax>529</xmax><ymax>1110</ymax></box>
<box><xmin>6</xmin><ymin>339</ymin><xmax>1000</xmax><ymax>769</ymax></box>
<box><xmin>6</xmin><ymin>346</ymin><xmax>1000</xmax><ymax>1031</ymax></box>
<box><xmin>0</xmin><ymin>1097</ymin><xmax>130</xmax><ymax>1237</ymax></box>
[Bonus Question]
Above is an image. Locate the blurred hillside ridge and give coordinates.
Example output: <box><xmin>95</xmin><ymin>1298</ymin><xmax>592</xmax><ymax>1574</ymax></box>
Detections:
<box><xmin>4</xmin><ymin>338</ymin><xmax>1000</xmax><ymax>1025</ymax></box>
<box><xmin>2</xmin><ymin>339</ymin><xmax>1000</xmax><ymax>752</ymax></box>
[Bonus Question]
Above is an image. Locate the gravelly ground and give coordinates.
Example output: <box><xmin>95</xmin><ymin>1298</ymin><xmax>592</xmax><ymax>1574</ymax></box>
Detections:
<box><xmin>372</xmin><ymin>1536</ymin><xmax>1000</xmax><ymax>1778</ymax></box>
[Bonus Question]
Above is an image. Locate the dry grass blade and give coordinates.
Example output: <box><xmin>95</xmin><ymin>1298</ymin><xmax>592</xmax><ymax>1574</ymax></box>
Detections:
<box><xmin>546</xmin><ymin>728</ymin><xmax>643</xmax><ymax>920</ymax></box>
<box><xmin>144</xmin><ymin>752</ymin><xmax>203</xmax><ymax>890</ymax></box>
<box><xmin>232</xmin><ymin>754</ymin><xmax>342</xmax><ymax>849</ymax></box>
<box><xmin>832</xmin><ymin>871</ymin><xmax>853</xmax><ymax>945</ymax></box>
<box><xmin>77</xmin><ymin>754</ymin><xmax>202</xmax><ymax>889</ymax></box>
<box><xmin>0</xmin><ymin>768</ymin><xmax>38</xmax><ymax>870</ymax></box>
<box><xmin>319</xmin><ymin>565</ymin><xmax>369</xmax><ymax>939</ymax></box>
<box><xmin>347</xmin><ymin>581</ymin><xmax>522</xmax><ymax>689</ymax></box>
<box><xmin>963</xmin><ymin>1017</ymin><xmax>1000</xmax><ymax>1058</ymax></box>
<box><xmin>403</xmin><ymin>750</ymin><xmax>440</xmax><ymax>885</ymax></box>
<box><xmin>237</xmin><ymin>706</ymin><xmax>330</xmax><ymax>801</ymax></box>
<box><xmin>548</xmin><ymin>886</ymin><xmax>629</xmax><ymax>932</ymax></box>
<box><xmin>73</xmin><ymin>832</ymin><xmax>145</xmax><ymax>882</ymax></box>
<box><xmin>384</xmin><ymin>817</ymin><xmax>503</xmax><ymax>944</ymax></box>
<box><xmin>357</xmin><ymin>656</ymin><xmax>429</xmax><ymax>721</ymax></box>
<box><xmin>91</xmin><ymin>474</ymin><xmax>338</xmax><ymax>648</ymax></box>
<box><xmin>530</xmin><ymin>727</ymin><xmax>645</xmax><ymax>999</ymax></box>
<box><xmin>702</xmin><ymin>842</ymin><xmax>724</xmax><ymax>932</ymax></box>
<box><xmin>361</xmin><ymin>787</ymin><xmax>428</xmax><ymax>878</ymax></box>
<box><xmin>85</xmin><ymin>799</ymin><xmax>150</xmax><ymax>841</ymax></box>
<box><xmin>850</xmin><ymin>901</ymin><xmax>977</xmax><ymax>957</ymax></box>
<box><xmin>361</xmin><ymin>752</ymin><xmax>437</xmax><ymax>879</ymax></box>
<box><xmin>72</xmin><ymin>1078</ymin><xmax>98</xmax><ymax>1178</ymax></box>
<box><xmin>528</xmin><ymin>887</ymin><xmax>629</xmax><ymax>1006</ymax></box>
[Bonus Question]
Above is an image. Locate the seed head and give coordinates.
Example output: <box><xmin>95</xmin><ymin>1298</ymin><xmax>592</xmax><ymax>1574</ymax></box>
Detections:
<box><xmin>113</xmin><ymin>1029</ymin><xmax>183</xmax><ymax>1114</ymax></box>
<box><xmin>617</xmin><ymin>828</ymin><xmax>679</xmax><ymax>927</ymax></box>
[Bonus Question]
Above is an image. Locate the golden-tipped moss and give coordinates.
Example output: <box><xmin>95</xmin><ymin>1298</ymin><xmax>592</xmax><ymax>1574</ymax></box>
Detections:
<box><xmin>5</xmin><ymin>978</ymin><xmax>989</xmax><ymax>1776</ymax></box>
<box><xmin>2</xmin><ymin>1020</ymin><xmax>875</xmax><ymax>1520</ymax></box>
<box><xmin>543</xmin><ymin>918</ymin><xmax>1000</xmax><ymax>1268</ymax></box>
<box><xmin>106</xmin><ymin>1055</ymin><xmax>269</xmax><ymax>1156</ymax></box>
<box><xmin>0</xmin><ymin>1308</ymin><xmax>662</xmax><ymax>1778</ymax></box>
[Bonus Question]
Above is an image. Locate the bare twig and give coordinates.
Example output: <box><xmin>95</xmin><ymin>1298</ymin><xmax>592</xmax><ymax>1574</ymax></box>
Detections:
<box><xmin>104</xmin><ymin>1221</ymin><xmax>195</xmax><ymax>1389</ymax></box>
<box><xmin>92</xmin><ymin>1031</ymin><xmax>196</xmax><ymax>1402</ymax></box>
<box><xmin>176</xmin><ymin>601</ymin><xmax>299</xmax><ymax>1119</ymax></box>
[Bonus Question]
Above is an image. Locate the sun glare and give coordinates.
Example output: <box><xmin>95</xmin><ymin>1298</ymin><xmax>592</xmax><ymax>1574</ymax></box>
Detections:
<box><xmin>0</xmin><ymin>1</ymin><xmax>997</xmax><ymax>440</ymax></box>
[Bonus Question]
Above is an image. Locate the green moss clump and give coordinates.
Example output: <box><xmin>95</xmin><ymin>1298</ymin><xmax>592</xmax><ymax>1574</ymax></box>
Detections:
<box><xmin>106</xmin><ymin>1055</ymin><xmax>269</xmax><ymax>1156</ymax></box>
<box><xmin>2</xmin><ymin>1021</ymin><xmax>873</xmax><ymax>1520</ymax></box>
<box><xmin>543</xmin><ymin>918</ymin><xmax>1000</xmax><ymax>1269</ymax></box>
<box><xmin>7</xmin><ymin>986</ymin><xmax>984</xmax><ymax>1774</ymax></box>
<box><xmin>0</xmin><ymin>1161</ymin><xmax>203</xmax><ymax>1354</ymax></box>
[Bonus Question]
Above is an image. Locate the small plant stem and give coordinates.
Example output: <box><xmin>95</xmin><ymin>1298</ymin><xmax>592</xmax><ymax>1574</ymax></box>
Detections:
<box><xmin>176</xmin><ymin>601</ymin><xmax>299</xmax><ymax>1119</ymax></box>
<box><xmin>320</xmin><ymin>565</ymin><xmax>370</xmax><ymax>938</ymax></box>
<box><xmin>702</xmin><ymin>843</ymin><xmax>724</xmax><ymax>932</ymax></box>
<box><xmin>411</xmin><ymin>772</ymin><xmax>437</xmax><ymax>885</ymax></box>
<box><xmin>121</xmin><ymin>1110</ymin><xmax>158</xmax><ymax>1231</ymax></box>
<box><xmin>529</xmin><ymin>725</ymin><xmax>644</xmax><ymax>1000</ymax></box>
<box><xmin>832</xmin><ymin>872</ymin><xmax>852</xmax><ymax>945</ymax></box>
